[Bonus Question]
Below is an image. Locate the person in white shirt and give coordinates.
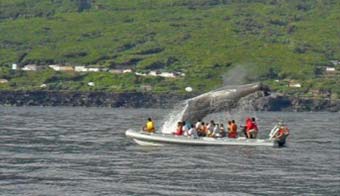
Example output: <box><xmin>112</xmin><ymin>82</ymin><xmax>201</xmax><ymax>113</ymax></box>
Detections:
<box><xmin>188</xmin><ymin>124</ymin><xmax>198</xmax><ymax>138</ymax></box>
<box><xmin>195</xmin><ymin>120</ymin><xmax>202</xmax><ymax>130</ymax></box>
<box><xmin>213</xmin><ymin>123</ymin><xmax>220</xmax><ymax>137</ymax></box>
<box><xmin>207</xmin><ymin>120</ymin><xmax>215</xmax><ymax>137</ymax></box>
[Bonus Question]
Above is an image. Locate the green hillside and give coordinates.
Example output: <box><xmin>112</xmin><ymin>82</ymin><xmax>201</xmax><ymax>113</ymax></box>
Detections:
<box><xmin>0</xmin><ymin>0</ymin><xmax>340</xmax><ymax>95</ymax></box>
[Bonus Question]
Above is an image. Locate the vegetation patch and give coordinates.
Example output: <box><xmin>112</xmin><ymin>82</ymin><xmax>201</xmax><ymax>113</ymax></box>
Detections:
<box><xmin>0</xmin><ymin>0</ymin><xmax>339</xmax><ymax>96</ymax></box>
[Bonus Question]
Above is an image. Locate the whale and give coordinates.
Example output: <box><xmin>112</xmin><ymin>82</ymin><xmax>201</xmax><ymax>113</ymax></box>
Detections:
<box><xmin>126</xmin><ymin>83</ymin><xmax>290</xmax><ymax>147</ymax></box>
<box><xmin>180</xmin><ymin>82</ymin><xmax>270</xmax><ymax>122</ymax></box>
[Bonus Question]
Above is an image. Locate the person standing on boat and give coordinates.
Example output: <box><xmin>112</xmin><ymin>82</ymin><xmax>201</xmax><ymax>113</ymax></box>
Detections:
<box><xmin>246</xmin><ymin>117</ymin><xmax>257</xmax><ymax>138</ymax></box>
<box><xmin>143</xmin><ymin>118</ymin><xmax>155</xmax><ymax>133</ymax></box>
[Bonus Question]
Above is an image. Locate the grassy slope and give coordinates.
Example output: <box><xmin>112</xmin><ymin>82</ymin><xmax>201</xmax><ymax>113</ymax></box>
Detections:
<box><xmin>0</xmin><ymin>0</ymin><xmax>340</xmax><ymax>94</ymax></box>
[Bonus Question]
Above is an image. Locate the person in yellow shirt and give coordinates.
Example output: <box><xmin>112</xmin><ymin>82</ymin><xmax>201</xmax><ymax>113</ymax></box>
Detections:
<box><xmin>143</xmin><ymin>118</ymin><xmax>155</xmax><ymax>133</ymax></box>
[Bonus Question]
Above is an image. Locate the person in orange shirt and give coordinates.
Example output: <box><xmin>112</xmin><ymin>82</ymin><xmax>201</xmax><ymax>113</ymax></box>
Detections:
<box><xmin>245</xmin><ymin>117</ymin><xmax>257</xmax><ymax>139</ymax></box>
<box><xmin>228</xmin><ymin>120</ymin><xmax>238</xmax><ymax>138</ymax></box>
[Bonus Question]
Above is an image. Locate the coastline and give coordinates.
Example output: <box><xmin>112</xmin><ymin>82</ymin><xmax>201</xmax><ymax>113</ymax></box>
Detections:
<box><xmin>0</xmin><ymin>90</ymin><xmax>339</xmax><ymax>112</ymax></box>
<box><xmin>0</xmin><ymin>90</ymin><xmax>192</xmax><ymax>108</ymax></box>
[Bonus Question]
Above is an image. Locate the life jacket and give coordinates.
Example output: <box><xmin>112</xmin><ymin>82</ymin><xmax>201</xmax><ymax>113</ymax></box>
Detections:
<box><xmin>275</xmin><ymin>128</ymin><xmax>284</xmax><ymax>139</ymax></box>
<box><xmin>228</xmin><ymin>123</ymin><xmax>237</xmax><ymax>138</ymax></box>
<box><xmin>146</xmin><ymin>121</ymin><xmax>155</xmax><ymax>132</ymax></box>
<box><xmin>246</xmin><ymin>118</ymin><xmax>254</xmax><ymax>132</ymax></box>
<box><xmin>231</xmin><ymin>123</ymin><xmax>237</xmax><ymax>133</ymax></box>
<box><xmin>174</xmin><ymin>125</ymin><xmax>183</xmax><ymax>136</ymax></box>
<box><xmin>228</xmin><ymin>132</ymin><xmax>237</xmax><ymax>138</ymax></box>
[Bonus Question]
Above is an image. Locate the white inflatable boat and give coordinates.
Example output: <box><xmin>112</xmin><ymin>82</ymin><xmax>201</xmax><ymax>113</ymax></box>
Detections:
<box><xmin>125</xmin><ymin>124</ymin><xmax>288</xmax><ymax>147</ymax></box>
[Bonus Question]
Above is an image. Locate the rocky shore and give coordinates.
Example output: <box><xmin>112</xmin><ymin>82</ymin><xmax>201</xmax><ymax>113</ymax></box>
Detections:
<box><xmin>0</xmin><ymin>90</ymin><xmax>192</xmax><ymax>108</ymax></box>
<box><xmin>254</xmin><ymin>94</ymin><xmax>340</xmax><ymax>112</ymax></box>
<box><xmin>0</xmin><ymin>90</ymin><xmax>339</xmax><ymax>112</ymax></box>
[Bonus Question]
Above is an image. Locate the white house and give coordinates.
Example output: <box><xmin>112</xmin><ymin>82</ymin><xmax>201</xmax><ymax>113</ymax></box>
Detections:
<box><xmin>159</xmin><ymin>72</ymin><xmax>176</xmax><ymax>78</ymax></box>
<box><xmin>289</xmin><ymin>83</ymin><xmax>302</xmax><ymax>88</ymax></box>
<box><xmin>49</xmin><ymin>65</ymin><xmax>73</xmax><ymax>71</ymax></box>
<box><xmin>123</xmin><ymin>69</ymin><xmax>133</xmax><ymax>73</ymax></box>
<box><xmin>326</xmin><ymin>67</ymin><xmax>336</xmax><ymax>72</ymax></box>
<box><xmin>60</xmin><ymin>66</ymin><xmax>73</xmax><ymax>71</ymax></box>
<box><xmin>136</xmin><ymin>71</ymin><xmax>182</xmax><ymax>78</ymax></box>
<box><xmin>0</xmin><ymin>79</ymin><xmax>8</xmax><ymax>84</ymax></box>
<box><xmin>49</xmin><ymin>65</ymin><xmax>61</xmax><ymax>71</ymax></box>
<box><xmin>12</xmin><ymin>63</ymin><xmax>17</xmax><ymax>70</ymax></box>
<box><xmin>22</xmin><ymin>64</ymin><xmax>38</xmax><ymax>71</ymax></box>
<box><xmin>148</xmin><ymin>71</ymin><xmax>158</xmax><ymax>76</ymax></box>
<box><xmin>75</xmin><ymin>66</ymin><xmax>88</xmax><ymax>72</ymax></box>
<box><xmin>88</xmin><ymin>68</ymin><xmax>100</xmax><ymax>72</ymax></box>
<box><xmin>135</xmin><ymin>72</ymin><xmax>147</xmax><ymax>76</ymax></box>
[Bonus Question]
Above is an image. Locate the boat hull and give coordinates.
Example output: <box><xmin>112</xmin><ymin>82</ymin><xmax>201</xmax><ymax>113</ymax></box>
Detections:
<box><xmin>125</xmin><ymin>129</ymin><xmax>278</xmax><ymax>147</ymax></box>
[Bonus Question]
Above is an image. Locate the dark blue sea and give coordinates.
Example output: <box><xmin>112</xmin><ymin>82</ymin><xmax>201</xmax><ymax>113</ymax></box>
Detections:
<box><xmin>0</xmin><ymin>106</ymin><xmax>339</xmax><ymax>195</ymax></box>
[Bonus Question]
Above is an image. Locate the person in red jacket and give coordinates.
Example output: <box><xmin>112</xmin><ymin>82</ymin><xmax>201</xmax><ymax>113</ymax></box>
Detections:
<box><xmin>173</xmin><ymin>121</ymin><xmax>183</xmax><ymax>136</ymax></box>
<box><xmin>246</xmin><ymin>117</ymin><xmax>258</xmax><ymax>139</ymax></box>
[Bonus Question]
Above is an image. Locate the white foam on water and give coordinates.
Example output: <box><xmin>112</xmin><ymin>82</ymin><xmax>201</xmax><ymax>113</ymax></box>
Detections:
<box><xmin>160</xmin><ymin>100</ymin><xmax>188</xmax><ymax>134</ymax></box>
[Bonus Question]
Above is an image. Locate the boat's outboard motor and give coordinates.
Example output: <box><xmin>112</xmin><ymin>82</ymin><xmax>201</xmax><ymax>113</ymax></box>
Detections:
<box><xmin>269</xmin><ymin>122</ymin><xmax>289</xmax><ymax>147</ymax></box>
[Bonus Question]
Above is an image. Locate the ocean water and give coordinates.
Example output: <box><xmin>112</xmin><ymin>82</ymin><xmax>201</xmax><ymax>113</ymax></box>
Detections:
<box><xmin>0</xmin><ymin>106</ymin><xmax>339</xmax><ymax>196</ymax></box>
